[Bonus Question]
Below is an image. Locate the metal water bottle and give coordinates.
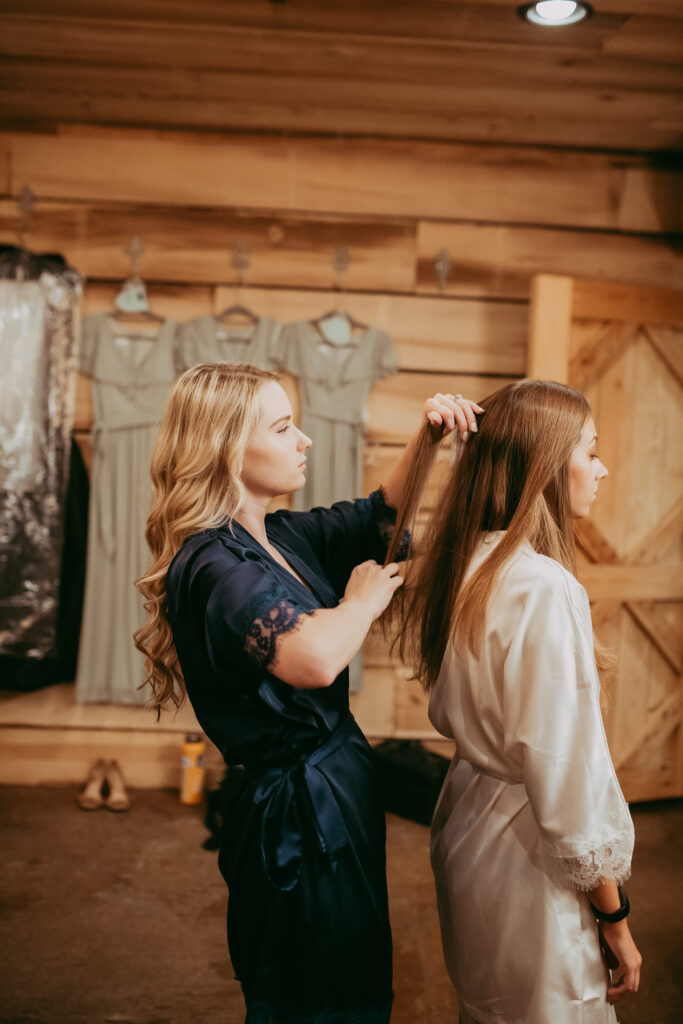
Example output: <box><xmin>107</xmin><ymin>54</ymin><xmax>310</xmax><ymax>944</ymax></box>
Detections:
<box><xmin>180</xmin><ymin>732</ymin><xmax>206</xmax><ymax>805</ymax></box>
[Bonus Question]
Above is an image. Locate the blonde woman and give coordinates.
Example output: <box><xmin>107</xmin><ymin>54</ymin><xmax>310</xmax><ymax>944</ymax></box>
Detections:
<box><xmin>135</xmin><ymin>362</ymin><xmax>480</xmax><ymax>1024</ymax></box>
<box><xmin>391</xmin><ymin>380</ymin><xmax>641</xmax><ymax>1024</ymax></box>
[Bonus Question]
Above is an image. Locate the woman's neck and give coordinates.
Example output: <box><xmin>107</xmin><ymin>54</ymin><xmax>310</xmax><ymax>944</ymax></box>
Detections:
<box><xmin>234</xmin><ymin>495</ymin><xmax>270</xmax><ymax>547</ymax></box>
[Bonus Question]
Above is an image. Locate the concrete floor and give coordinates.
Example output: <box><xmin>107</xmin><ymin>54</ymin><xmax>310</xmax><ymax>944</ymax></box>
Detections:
<box><xmin>0</xmin><ymin>786</ymin><xmax>680</xmax><ymax>1024</ymax></box>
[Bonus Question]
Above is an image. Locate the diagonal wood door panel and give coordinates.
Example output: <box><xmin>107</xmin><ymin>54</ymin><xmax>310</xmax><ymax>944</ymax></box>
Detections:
<box><xmin>529</xmin><ymin>276</ymin><xmax>683</xmax><ymax>801</ymax></box>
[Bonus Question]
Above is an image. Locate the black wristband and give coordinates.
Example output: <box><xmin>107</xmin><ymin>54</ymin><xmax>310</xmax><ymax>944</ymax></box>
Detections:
<box><xmin>589</xmin><ymin>885</ymin><xmax>630</xmax><ymax>923</ymax></box>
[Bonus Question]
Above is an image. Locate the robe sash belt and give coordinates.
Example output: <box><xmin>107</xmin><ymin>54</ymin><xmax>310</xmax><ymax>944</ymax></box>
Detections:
<box><xmin>467</xmin><ymin>759</ymin><xmax>522</xmax><ymax>785</ymax></box>
<box><xmin>251</xmin><ymin>714</ymin><xmax>356</xmax><ymax>892</ymax></box>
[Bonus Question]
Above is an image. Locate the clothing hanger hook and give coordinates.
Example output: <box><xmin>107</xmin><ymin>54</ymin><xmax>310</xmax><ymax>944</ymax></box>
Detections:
<box><xmin>332</xmin><ymin>245</ymin><xmax>349</xmax><ymax>293</ymax></box>
<box><xmin>435</xmin><ymin>248</ymin><xmax>452</xmax><ymax>292</ymax></box>
<box><xmin>231</xmin><ymin>240</ymin><xmax>250</xmax><ymax>289</ymax></box>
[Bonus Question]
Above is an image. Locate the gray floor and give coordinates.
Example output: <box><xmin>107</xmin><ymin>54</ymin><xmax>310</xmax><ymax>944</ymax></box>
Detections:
<box><xmin>0</xmin><ymin>785</ymin><xmax>680</xmax><ymax>1024</ymax></box>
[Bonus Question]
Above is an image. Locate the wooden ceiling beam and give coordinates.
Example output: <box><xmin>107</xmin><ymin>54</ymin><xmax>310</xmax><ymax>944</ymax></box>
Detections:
<box><xmin>0</xmin><ymin>10</ymin><xmax>637</xmax><ymax>54</ymax></box>
<box><xmin>1</xmin><ymin>15</ymin><xmax>682</xmax><ymax>75</ymax></box>
<box><xmin>1</xmin><ymin>53</ymin><xmax>681</xmax><ymax>153</ymax></box>
<box><xmin>1</xmin><ymin>128</ymin><xmax>678</xmax><ymax>233</ymax></box>
<box><xmin>1</xmin><ymin>0</ymin><xmax>681</xmax><ymax>27</ymax></box>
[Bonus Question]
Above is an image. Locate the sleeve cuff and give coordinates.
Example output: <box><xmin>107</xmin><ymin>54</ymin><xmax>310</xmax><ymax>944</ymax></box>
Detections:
<box><xmin>369</xmin><ymin>487</ymin><xmax>410</xmax><ymax>560</ymax></box>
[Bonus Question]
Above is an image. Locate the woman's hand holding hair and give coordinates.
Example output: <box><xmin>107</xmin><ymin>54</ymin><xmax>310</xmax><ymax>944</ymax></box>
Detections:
<box><xmin>381</xmin><ymin>392</ymin><xmax>484</xmax><ymax>516</ymax></box>
<box><xmin>424</xmin><ymin>393</ymin><xmax>484</xmax><ymax>441</ymax></box>
<box><xmin>270</xmin><ymin>561</ymin><xmax>402</xmax><ymax>690</ymax></box>
<box><xmin>342</xmin><ymin>559</ymin><xmax>403</xmax><ymax>620</ymax></box>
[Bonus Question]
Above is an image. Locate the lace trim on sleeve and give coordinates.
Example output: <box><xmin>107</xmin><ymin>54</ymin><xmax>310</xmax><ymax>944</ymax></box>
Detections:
<box><xmin>544</xmin><ymin>819</ymin><xmax>634</xmax><ymax>891</ymax></box>
<box><xmin>243</xmin><ymin>598</ymin><xmax>315</xmax><ymax>672</ymax></box>
<box><xmin>369</xmin><ymin>486</ymin><xmax>410</xmax><ymax>560</ymax></box>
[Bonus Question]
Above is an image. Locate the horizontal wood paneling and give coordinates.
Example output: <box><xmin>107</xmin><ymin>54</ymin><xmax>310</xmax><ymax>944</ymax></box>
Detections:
<box><xmin>417</xmin><ymin>222</ymin><xmax>683</xmax><ymax>299</ymax></box>
<box><xmin>2</xmin><ymin>130</ymin><xmax>680</xmax><ymax>233</ymax></box>
<box><xmin>10</xmin><ymin>198</ymin><xmax>677</xmax><ymax>303</ymax></box>
<box><xmin>2</xmin><ymin>48</ymin><xmax>680</xmax><ymax>151</ymax></box>
<box><xmin>1</xmin><ymin>3</ymin><xmax>681</xmax><ymax>150</ymax></box>
<box><xmin>3</xmin><ymin>0</ymin><xmax>680</xmax><ymax>29</ymax></box>
<box><xmin>572</xmin><ymin>280</ymin><xmax>683</xmax><ymax>324</ymax></box>
<box><xmin>0</xmin><ymin>200</ymin><xmax>416</xmax><ymax>292</ymax></box>
<box><xmin>11</xmin><ymin>15</ymin><xmax>682</xmax><ymax>74</ymax></box>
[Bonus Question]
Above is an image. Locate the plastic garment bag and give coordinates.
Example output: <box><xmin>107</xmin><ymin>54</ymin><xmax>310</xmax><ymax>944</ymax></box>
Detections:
<box><xmin>0</xmin><ymin>246</ymin><xmax>82</xmax><ymax>661</ymax></box>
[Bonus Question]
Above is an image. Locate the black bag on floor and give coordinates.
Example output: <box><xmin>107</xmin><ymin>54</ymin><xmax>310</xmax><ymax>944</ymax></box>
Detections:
<box><xmin>372</xmin><ymin>739</ymin><xmax>450</xmax><ymax>826</ymax></box>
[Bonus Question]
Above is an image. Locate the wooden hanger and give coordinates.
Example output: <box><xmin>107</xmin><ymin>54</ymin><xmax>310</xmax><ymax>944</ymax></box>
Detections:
<box><xmin>309</xmin><ymin>246</ymin><xmax>367</xmax><ymax>341</ymax></box>
<box><xmin>309</xmin><ymin>307</ymin><xmax>367</xmax><ymax>332</ymax></box>
<box><xmin>216</xmin><ymin>240</ymin><xmax>258</xmax><ymax>325</ymax></box>
<box><xmin>215</xmin><ymin>302</ymin><xmax>258</xmax><ymax>326</ymax></box>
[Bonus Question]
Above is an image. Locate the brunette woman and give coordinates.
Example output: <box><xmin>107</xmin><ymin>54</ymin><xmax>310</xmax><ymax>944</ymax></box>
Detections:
<box><xmin>391</xmin><ymin>380</ymin><xmax>641</xmax><ymax>1024</ymax></box>
<box><xmin>135</xmin><ymin>362</ymin><xmax>480</xmax><ymax>1024</ymax></box>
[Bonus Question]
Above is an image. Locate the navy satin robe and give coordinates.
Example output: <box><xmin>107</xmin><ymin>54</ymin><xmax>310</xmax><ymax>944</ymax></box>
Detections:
<box><xmin>166</xmin><ymin>491</ymin><xmax>398</xmax><ymax>1024</ymax></box>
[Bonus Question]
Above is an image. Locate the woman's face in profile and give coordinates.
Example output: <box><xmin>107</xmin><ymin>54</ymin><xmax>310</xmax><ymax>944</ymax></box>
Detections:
<box><xmin>569</xmin><ymin>416</ymin><xmax>608</xmax><ymax>518</ymax></box>
<box><xmin>240</xmin><ymin>381</ymin><xmax>312</xmax><ymax>501</ymax></box>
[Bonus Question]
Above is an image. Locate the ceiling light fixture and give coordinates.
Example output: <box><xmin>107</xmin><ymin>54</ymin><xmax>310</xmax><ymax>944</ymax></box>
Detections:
<box><xmin>519</xmin><ymin>2</ymin><xmax>592</xmax><ymax>26</ymax></box>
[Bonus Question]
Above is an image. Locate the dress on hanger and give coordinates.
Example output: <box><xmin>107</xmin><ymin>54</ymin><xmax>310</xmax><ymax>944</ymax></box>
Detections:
<box><xmin>165</xmin><ymin>491</ymin><xmax>399</xmax><ymax>1023</ymax></box>
<box><xmin>175</xmin><ymin>315</ymin><xmax>281</xmax><ymax>372</ymax></box>
<box><xmin>272</xmin><ymin>322</ymin><xmax>398</xmax><ymax>694</ymax></box>
<box><xmin>429</xmin><ymin>532</ymin><xmax>634</xmax><ymax>1024</ymax></box>
<box><xmin>75</xmin><ymin>313</ymin><xmax>177</xmax><ymax>703</ymax></box>
<box><xmin>272</xmin><ymin>322</ymin><xmax>398</xmax><ymax>513</ymax></box>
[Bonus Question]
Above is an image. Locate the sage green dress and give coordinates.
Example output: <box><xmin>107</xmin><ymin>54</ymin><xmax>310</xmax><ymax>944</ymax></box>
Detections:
<box><xmin>272</xmin><ymin>323</ymin><xmax>398</xmax><ymax>512</ymax></box>
<box><xmin>175</xmin><ymin>315</ymin><xmax>282</xmax><ymax>371</ymax></box>
<box><xmin>75</xmin><ymin>314</ymin><xmax>177</xmax><ymax>703</ymax></box>
<box><xmin>272</xmin><ymin>322</ymin><xmax>398</xmax><ymax>692</ymax></box>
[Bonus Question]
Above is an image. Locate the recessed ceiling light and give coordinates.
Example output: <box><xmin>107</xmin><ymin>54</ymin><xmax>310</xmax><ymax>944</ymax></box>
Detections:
<box><xmin>519</xmin><ymin>2</ymin><xmax>592</xmax><ymax>26</ymax></box>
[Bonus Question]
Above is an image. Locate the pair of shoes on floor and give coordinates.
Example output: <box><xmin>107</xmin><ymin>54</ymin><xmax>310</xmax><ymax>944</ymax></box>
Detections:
<box><xmin>77</xmin><ymin>758</ymin><xmax>131</xmax><ymax>812</ymax></box>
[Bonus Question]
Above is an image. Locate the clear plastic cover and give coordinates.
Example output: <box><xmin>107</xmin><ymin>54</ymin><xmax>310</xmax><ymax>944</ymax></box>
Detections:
<box><xmin>0</xmin><ymin>246</ymin><xmax>83</xmax><ymax>659</ymax></box>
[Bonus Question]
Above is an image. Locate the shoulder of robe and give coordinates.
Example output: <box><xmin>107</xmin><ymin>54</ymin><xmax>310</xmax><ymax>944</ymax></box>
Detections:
<box><xmin>264</xmin><ymin>508</ymin><xmax>312</xmax><ymax>547</ymax></box>
<box><xmin>503</xmin><ymin>545</ymin><xmax>588</xmax><ymax>620</ymax></box>
<box><xmin>167</xmin><ymin>528</ymin><xmax>264</xmax><ymax>590</ymax></box>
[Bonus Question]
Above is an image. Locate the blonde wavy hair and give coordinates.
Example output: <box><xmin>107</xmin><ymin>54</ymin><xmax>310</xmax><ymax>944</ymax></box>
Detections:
<box><xmin>386</xmin><ymin>379</ymin><xmax>610</xmax><ymax>689</ymax></box>
<box><xmin>134</xmin><ymin>362</ymin><xmax>279</xmax><ymax>711</ymax></box>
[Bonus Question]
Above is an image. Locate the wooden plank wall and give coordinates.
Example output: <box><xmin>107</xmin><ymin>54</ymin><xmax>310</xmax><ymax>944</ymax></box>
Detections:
<box><xmin>0</xmin><ymin>126</ymin><xmax>681</xmax><ymax>743</ymax></box>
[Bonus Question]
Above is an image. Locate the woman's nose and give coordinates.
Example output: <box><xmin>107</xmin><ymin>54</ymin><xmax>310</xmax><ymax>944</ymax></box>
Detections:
<box><xmin>598</xmin><ymin>460</ymin><xmax>608</xmax><ymax>479</ymax></box>
<box><xmin>298</xmin><ymin>430</ymin><xmax>312</xmax><ymax>450</ymax></box>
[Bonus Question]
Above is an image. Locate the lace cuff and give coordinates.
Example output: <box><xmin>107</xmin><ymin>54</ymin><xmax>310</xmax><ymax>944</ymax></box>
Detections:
<box><xmin>544</xmin><ymin>822</ymin><xmax>634</xmax><ymax>891</ymax></box>
<box><xmin>369</xmin><ymin>487</ymin><xmax>410</xmax><ymax>560</ymax></box>
<box><xmin>232</xmin><ymin>577</ymin><xmax>316</xmax><ymax>673</ymax></box>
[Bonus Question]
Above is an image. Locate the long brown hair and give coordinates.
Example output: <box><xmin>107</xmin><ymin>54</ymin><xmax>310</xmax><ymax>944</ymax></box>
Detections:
<box><xmin>134</xmin><ymin>362</ymin><xmax>280</xmax><ymax>711</ymax></box>
<box><xmin>390</xmin><ymin>380</ymin><xmax>597</xmax><ymax>689</ymax></box>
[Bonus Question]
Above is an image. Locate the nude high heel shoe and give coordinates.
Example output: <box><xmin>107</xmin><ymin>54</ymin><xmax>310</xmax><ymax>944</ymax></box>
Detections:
<box><xmin>104</xmin><ymin>759</ymin><xmax>131</xmax><ymax>812</ymax></box>
<box><xmin>77</xmin><ymin>758</ymin><xmax>108</xmax><ymax>810</ymax></box>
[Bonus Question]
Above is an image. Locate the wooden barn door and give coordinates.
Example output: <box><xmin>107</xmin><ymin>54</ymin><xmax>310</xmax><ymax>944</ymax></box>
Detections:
<box><xmin>528</xmin><ymin>275</ymin><xmax>683</xmax><ymax>802</ymax></box>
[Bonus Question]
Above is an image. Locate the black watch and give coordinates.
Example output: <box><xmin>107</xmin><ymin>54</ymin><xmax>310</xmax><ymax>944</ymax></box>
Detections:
<box><xmin>589</xmin><ymin>885</ymin><xmax>630</xmax><ymax>923</ymax></box>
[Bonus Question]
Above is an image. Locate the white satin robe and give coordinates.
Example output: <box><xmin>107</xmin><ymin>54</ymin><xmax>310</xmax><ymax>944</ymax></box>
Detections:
<box><xmin>429</xmin><ymin>534</ymin><xmax>634</xmax><ymax>1024</ymax></box>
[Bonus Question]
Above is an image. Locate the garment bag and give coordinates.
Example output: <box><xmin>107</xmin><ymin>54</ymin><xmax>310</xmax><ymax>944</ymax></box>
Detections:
<box><xmin>0</xmin><ymin>246</ymin><xmax>82</xmax><ymax>680</ymax></box>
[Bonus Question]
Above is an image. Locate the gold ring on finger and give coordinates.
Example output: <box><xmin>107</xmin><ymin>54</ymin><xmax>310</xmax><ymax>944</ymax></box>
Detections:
<box><xmin>454</xmin><ymin>393</ymin><xmax>463</xmax><ymax>401</ymax></box>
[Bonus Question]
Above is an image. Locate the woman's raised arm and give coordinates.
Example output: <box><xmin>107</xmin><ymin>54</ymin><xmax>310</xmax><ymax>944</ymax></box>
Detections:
<box><xmin>381</xmin><ymin>391</ymin><xmax>483</xmax><ymax>510</ymax></box>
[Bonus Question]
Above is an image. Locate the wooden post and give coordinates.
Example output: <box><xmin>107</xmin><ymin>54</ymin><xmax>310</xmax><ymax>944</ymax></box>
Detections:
<box><xmin>528</xmin><ymin>273</ymin><xmax>573</xmax><ymax>382</ymax></box>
